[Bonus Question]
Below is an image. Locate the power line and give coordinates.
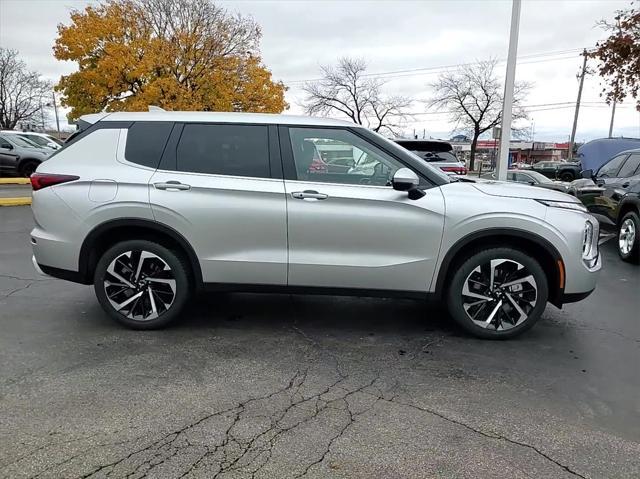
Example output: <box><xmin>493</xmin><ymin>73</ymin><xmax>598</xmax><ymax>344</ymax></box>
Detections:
<box><xmin>284</xmin><ymin>47</ymin><xmax>590</xmax><ymax>85</ymax></box>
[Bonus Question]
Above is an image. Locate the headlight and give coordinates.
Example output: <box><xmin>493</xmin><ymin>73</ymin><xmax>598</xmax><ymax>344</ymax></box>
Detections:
<box><xmin>536</xmin><ymin>199</ymin><xmax>587</xmax><ymax>212</ymax></box>
<box><xmin>582</xmin><ymin>219</ymin><xmax>599</xmax><ymax>268</ymax></box>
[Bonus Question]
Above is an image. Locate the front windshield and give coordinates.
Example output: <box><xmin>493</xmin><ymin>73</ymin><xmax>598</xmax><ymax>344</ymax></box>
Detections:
<box><xmin>20</xmin><ymin>134</ymin><xmax>49</xmax><ymax>147</ymax></box>
<box><xmin>527</xmin><ymin>171</ymin><xmax>552</xmax><ymax>183</ymax></box>
<box><xmin>9</xmin><ymin>135</ymin><xmax>43</xmax><ymax>148</ymax></box>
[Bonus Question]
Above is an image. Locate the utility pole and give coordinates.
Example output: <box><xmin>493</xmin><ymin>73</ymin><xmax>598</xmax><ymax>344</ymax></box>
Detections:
<box><xmin>608</xmin><ymin>100</ymin><xmax>616</xmax><ymax>138</ymax></box>
<box><xmin>52</xmin><ymin>91</ymin><xmax>61</xmax><ymax>139</ymax></box>
<box><xmin>496</xmin><ymin>0</ymin><xmax>521</xmax><ymax>181</ymax></box>
<box><xmin>569</xmin><ymin>49</ymin><xmax>588</xmax><ymax>160</ymax></box>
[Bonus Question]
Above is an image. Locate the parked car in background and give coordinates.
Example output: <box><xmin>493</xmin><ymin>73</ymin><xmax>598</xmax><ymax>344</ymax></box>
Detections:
<box><xmin>531</xmin><ymin>160</ymin><xmax>582</xmax><ymax>182</ymax></box>
<box><xmin>510</xmin><ymin>162</ymin><xmax>531</xmax><ymax>170</ymax></box>
<box><xmin>3</xmin><ymin>131</ymin><xmax>63</xmax><ymax>150</ymax></box>
<box><xmin>499</xmin><ymin>170</ymin><xmax>570</xmax><ymax>193</ymax></box>
<box><xmin>31</xmin><ymin>111</ymin><xmax>600</xmax><ymax>339</ymax></box>
<box><xmin>0</xmin><ymin>133</ymin><xmax>52</xmax><ymax>176</ymax></box>
<box><xmin>579</xmin><ymin>149</ymin><xmax>640</xmax><ymax>263</ymax></box>
<box><xmin>394</xmin><ymin>139</ymin><xmax>467</xmax><ymax>175</ymax></box>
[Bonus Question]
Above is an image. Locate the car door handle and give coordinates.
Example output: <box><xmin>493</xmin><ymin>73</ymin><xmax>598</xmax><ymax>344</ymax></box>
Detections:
<box><xmin>154</xmin><ymin>181</ymin><xmax>191</xmax><ymax>191</ymax></box>
<box><xmin>622</xmin><ymin>182</ymin><xmax>630</xmax><ymax>188</ymax></box>
<box><xmin>291</xmin><ymin>190</ymin><xmax>328</xmax><ymax>200</ymax></box>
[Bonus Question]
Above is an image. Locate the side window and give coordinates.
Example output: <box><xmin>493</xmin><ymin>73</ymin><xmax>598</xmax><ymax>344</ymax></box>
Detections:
<box><xmin>598</xmin><ymin>154</ymin><xmax>628</xmax><ymax>178</ymax></box>
<box><xmin>125</xmin><ymin>122</ymin><xmax>173</xmax><ymax>169</ymax></box>
<box><xmin>288</xmin><ymin>127</ymin><xmax>405</xmax><ymax>186</ymax></box>
<box><xmin>507</xmin><ymin>172</ymin><xmax>516</xmax><ymax>181</ymax></box>
<box><xmin>514</xmin><ymin>173</ymin><xmax>531</xmax><ymax>183</ymax></box>
<box><xmin>617</xmin><ymin>154</ymin><xmax>640</xmax><ymax>178</ymax></box>
<box><xmin>177</xmin><ymin>124</ymin><xmax>270</xmax><ymax>178</ymax></box>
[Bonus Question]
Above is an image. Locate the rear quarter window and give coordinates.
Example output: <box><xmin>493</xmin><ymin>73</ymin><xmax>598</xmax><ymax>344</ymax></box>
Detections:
<box><xmin>125</xmin><ymin>122</ymin><xmax>174</xmax><ymax>169</ymax></box>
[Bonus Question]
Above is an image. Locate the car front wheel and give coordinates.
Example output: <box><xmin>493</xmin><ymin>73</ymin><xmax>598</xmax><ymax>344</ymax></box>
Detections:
<box><xmin>94</xmin><ymin>240</ymin><xmax>191</xmax><ymax>329</ymax></box>
<box><xmin>446</xmin><ymin>248</ymin><xmax>549</xmax><ymax>339</ymax></box>
<box><xmin>618</xmin><ymin>211</ymin><xmax>639</xmax><ymax>264</ymax></box>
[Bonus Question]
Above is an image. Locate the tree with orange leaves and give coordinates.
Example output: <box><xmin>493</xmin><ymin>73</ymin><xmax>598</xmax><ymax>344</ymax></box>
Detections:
<box><xmin>54</xmin><ymin>0</ymin><xmax>287</xmax><ymax>120</ymax></box>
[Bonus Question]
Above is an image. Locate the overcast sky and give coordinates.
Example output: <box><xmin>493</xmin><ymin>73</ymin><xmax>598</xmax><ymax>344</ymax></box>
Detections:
<box><xmin>1</xmin><ymin>0</ymin><xmax>638</xmax><ymax>141</ymax></box>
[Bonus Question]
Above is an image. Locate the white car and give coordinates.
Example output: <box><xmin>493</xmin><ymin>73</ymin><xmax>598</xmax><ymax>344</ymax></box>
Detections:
<box><xmin>0</xmin><ymin>130</ymin><xmax>62</xmax><ymax>150</ymax></box>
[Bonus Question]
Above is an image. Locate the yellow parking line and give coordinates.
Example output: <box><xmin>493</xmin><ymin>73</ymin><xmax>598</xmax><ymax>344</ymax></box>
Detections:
<box><xmin>0</xmin><ymin>177</ymin><xmax>30</xmax><ymax>185</ymax></box>
<box><xmin>0</xmin><ymin>197</ymin><xmax>31</xmax><ymax>206</ymax></box>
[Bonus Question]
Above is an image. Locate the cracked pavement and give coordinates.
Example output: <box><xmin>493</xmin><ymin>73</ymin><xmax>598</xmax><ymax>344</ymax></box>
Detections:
<box><xmin>1</xmin><ymin>206</ymin><xmax>639</xmax><ymax>478</ymax></box>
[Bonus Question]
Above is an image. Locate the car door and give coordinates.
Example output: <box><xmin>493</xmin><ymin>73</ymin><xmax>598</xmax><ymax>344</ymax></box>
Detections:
<box><xmin>589</xmin><ymin>153</ymin><xmax>630</xmax><ymax>218</ymax></box>
<box><xmin>149</xmin><ymin>122</ymin><xmax>288</xmax><ymax>286</ymax></box>
<box><xmin>0</xmin><ymin>135</ymin><xmax>20</xmax><ymax>172</ymax></box>
<box><xmin>599</xmin><ymin>153</ymin><xmax>640</xmax><ymax>222</ymax></box>
<box><xmin>280</xmin><ymin>126</ymin><xmax>445</xmax><ymax>293</ymax></box>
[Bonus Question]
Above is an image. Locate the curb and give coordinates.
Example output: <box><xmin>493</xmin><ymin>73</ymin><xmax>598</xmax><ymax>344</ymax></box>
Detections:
<box><xmin>0</xmin><ymin>177</ymin><xmax>30</xmax><ymax>185</ymax></box>
<box><xmin>0</xmin><ymin>197</ymin><xmax>31</xmax><ymax>207</ymax></box>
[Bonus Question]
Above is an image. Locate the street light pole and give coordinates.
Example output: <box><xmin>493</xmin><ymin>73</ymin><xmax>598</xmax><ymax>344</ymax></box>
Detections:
<box><xmin>496</xmin><ymin>0</ymin><xmax>521</xmax><ymax>181</ymax></box>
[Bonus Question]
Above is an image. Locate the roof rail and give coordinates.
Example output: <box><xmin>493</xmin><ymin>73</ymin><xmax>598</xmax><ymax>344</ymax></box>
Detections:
<box><xmin>148</xmin><ymin>105</ymin><xmax>166</xmax><ymax>112</ymax></box>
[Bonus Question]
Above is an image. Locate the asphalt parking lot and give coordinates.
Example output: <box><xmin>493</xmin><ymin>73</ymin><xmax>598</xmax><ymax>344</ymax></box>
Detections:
<box><xmin>1</xmin><ymin>205</ymin><xmax>638</xmax><ymax>479</ymax></box>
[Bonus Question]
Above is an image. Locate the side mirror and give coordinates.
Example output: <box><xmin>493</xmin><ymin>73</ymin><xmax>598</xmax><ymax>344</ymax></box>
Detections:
<box><xmin>581</xmin><ymin>169</ymin><xmax>593</xmax><ymax>179</ymax></box>
<box><xmin>392</xmin><ymin>168</ymin><xmax>425</xmax><ymax>199</ymax></box>
<box><xmin>0</xmin><ymin>143</ymin><xmax>13</xmax><ymax>150</ymax></box>
<box><xmin>528</xmin><ymin>181</ymin><xmax>536</xmax><ymax>185</ymax></box>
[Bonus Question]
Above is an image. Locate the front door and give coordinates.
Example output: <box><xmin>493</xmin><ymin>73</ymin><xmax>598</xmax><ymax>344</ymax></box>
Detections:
<box><xmin>280</xmin><ymin>126</ymin><xmax>445</xmax><ymax>293</ymax></box>
<box><xmin>599</xmin><ymin>153</ymin><xmax>640</xmax><ymax>222</ymax></box>
<box><xmin>149</xmin><ymin>123</ymin><xmax>287</xmax><ymax>286</ymax></box>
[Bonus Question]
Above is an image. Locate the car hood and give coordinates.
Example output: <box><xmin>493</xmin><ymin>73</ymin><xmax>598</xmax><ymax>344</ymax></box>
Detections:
<box><xmin>470</xmin><ymin>180</ymin><xmax>579</xmax><ymax>202</ymax></box>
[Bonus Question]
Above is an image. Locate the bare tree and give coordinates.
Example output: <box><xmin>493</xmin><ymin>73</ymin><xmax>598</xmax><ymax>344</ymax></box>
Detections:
<box><xmin>302</xmin><ymin>57</ymin><xmax>411</xmax><ymax>134</ymax></box>
<box><xmin>0</xmin><ymin>48</ymin><xmax>52</xmax><ymax>130</ymax></box>
<box><xmin>428</xmin><ymin>59</ymin><xmax>531</xmax><ymax>170</ymax></box>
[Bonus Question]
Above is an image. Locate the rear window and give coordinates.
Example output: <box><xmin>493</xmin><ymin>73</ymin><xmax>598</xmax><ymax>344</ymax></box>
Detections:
<box><xmin>125</xmin><ymin>122</ymin><xmax>173</xmax><ymax>168</ymax></box>
<box><xmin>176</xmin><ymin>124</ymin><xmax>270</xmax><ymax>178</ymax></box>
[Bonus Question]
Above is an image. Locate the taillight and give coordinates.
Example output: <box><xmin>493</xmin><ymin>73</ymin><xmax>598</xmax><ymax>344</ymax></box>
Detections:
<box><xmin>30</xmin><ymin>173</ymin><xmax>79</xmax><ymax>191</ymax></box>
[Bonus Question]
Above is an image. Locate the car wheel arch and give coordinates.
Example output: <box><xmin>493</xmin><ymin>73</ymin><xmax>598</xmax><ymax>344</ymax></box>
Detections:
<box><xmin>434</xmin><ymin>228</ymin><xmax>564</xmax><ymax>307</ymax></box>
<box><xmin>79</xmin><ymin>218</ymin><xmax>203</xmax><ymax>290</ymax></box>
<box><xmin>617</xmin><ymin>198</ymin><xmax>640</xmax><ymax>227</ymax></box>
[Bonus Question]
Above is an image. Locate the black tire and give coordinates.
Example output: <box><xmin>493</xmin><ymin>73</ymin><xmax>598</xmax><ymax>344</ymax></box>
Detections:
<box><xmin>559</xmin><ymin>171</ymin><xmax>575</xmax><ymax>182</ymax></box>
<box><xmin>19</xmin><ymin>160</ymin><xmax>39</xmax><ymax>177</ymax></box>
<box><xmin>446</xmin><ymin>247</ymin><xmax>549</xmax><ymax>339</ymax></box>
<box><xmin>94</xmin><ymin>240</ymin><xmax>192</xmax><ymax>329</ymax></box>
<box><xmin>617</xmin><ymin>211</ymin><xmax>640</xmax><ymax>264</ymax></box>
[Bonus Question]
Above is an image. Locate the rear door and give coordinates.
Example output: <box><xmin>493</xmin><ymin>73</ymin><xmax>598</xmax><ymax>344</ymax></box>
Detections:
<box><xmin>280</xmin><ymin>126</ymin><xmax>445</xmax><ymax>292</ymax></box>
<box><xmin>149</xmin><ymin>123</ymin><xmax>287</xmax><ymax>285</ymax></box>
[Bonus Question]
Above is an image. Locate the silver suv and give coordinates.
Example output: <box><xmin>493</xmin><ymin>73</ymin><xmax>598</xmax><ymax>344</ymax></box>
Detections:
<box><xmin>30</xmin><ymin>112</ymin><xmax>601</xmax><ymax>339</ymax></box>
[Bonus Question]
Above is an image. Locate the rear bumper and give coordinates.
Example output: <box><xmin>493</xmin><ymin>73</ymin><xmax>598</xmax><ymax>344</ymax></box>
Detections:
<box><xmin>31</xmin><ymin>255</ymin><xmax>47</xmax><ymax>276</ymax></box>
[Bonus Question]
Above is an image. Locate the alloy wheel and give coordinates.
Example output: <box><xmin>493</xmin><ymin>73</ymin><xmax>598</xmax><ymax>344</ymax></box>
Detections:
<box><xmin>619</xmin><ymin>218</ymin><xmax>636</xmax><ymax>256</ymax></box>
<box><xmin>104</xmin><ymin>250</ymin><xmax>176</xmax><ymax>321</ymax></box>
<box><xmin>461</xmin><ymin>259</ymin><xmax>538</xmax><ymax>331</ymax></box>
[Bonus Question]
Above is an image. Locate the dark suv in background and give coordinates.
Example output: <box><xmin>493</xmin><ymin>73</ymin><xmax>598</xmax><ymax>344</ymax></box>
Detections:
<box><xmin>531</xmin><ymin>160</ymin><xmax>582</xmax><ymax>182</ymax></box>
<box><xmin>578</xmin><ymin>149</ymin><xmax>640</xmax><ymax>263</ymax></box>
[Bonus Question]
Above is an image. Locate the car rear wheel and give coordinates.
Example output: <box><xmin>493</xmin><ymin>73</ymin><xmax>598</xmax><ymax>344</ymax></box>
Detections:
<box><xmin>618</xmin><ymin>211</ymin><xmax>639</xmax><ymax>264</ymax></box>
<box><xmin>94</xmin><ymin>240</ymin><xmax>192</xmax><ymax>329</ymax></box>
<box><xmin>560</xmin><ymin>171</ymin><xmax>575</xmax><ymax>182</ymax></box>
<box><xmin>19</xmin><ymin>160</ymin><xmax>39</xmax><ymax>177</ymax></box>
<box><xmin>446</xmin><ymin>248</ymin><xmax>549</xmax><ymax>339</ymax></box>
